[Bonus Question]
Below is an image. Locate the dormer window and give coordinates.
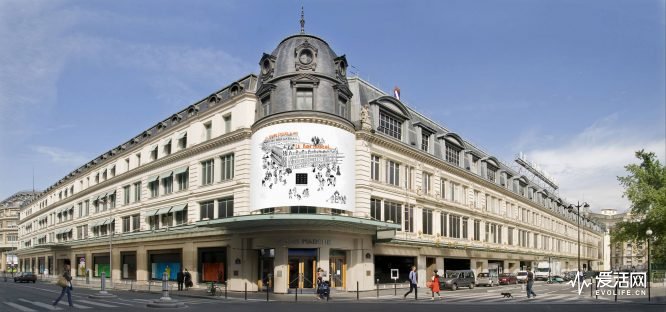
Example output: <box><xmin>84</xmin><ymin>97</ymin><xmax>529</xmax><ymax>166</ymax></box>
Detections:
<box><xmin>378</xmin><ymin>110</ymin><xmax>402</xmax><ymax>140</ymax></box>
<box><xmin>445</xmin><ymin>144</ymin><xmax>461</xmax><ymax>166</ymax></box>
<box><xmin>296</xmin><ymin>88</ymin><xmax>313</xmax><ymax>110</ymax></box>
<box><xmin>486</xmin><ymin>164</ymin><xmax>497</xmax><ymax>182</ymax></box>
<box><xmin>421</xmin><ymin>131</ymin><xmax>431</xmax><ymax>152</ymax></box>
<box><xmin>337</xmin><ymin>96</ymin><xmax>348</xmax><ymax>118</ymax></box>
<box><xmin>261</xmin><ymin>96</ymin><xmax>271</xmax><ymax>116</ymax></box>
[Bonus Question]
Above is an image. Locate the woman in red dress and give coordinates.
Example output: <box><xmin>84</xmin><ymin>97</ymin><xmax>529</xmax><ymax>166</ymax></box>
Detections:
<box><xmin>431</xmin><ymin>269</ymin><xmax>442</xmax><ymax>300</ymax></box>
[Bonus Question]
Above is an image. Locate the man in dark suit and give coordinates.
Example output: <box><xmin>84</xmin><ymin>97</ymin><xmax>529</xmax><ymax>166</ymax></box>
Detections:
<box><xmin>176</xmin><ymin>268</ymin><xmax>184</xmax><ymax>291</ymax></box>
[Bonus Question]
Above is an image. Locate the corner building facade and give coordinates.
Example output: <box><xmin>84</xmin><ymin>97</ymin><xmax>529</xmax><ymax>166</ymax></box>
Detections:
<box><xmin>17</xmin><ymin>29</ymin><xmax>603</xmax><ymax>293</ymax></box>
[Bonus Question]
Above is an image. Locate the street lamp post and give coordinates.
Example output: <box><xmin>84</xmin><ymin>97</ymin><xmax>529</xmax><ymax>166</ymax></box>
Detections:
<box><xmin>646</xmin><ymin>228</ymin><xmax>652</xmax><ymax>302</ymax></box>
<box><xmin>568</xmin><ymin>201</ymin><xmax>589</xmax><ymax>278</ymax></box>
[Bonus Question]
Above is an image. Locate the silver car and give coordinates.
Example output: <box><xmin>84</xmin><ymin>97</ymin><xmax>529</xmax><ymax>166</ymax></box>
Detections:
<box><xmin>476</xmin><ymin>273</ymin><xmax>499</xmax><ymax>287</ymax></box>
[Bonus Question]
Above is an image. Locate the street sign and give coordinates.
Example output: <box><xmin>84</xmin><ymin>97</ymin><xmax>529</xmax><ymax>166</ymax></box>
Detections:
<box><xmin>391</xmin><ymin>269</ymin><xmax>399</xmax><ymax>280</ymax></box>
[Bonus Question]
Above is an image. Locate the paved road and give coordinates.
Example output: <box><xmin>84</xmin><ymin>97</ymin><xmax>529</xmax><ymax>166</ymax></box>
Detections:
<box><xmin>0</xmin><ymin>279</ymin><xmax>663</xmax><ymax>311</ymax></box>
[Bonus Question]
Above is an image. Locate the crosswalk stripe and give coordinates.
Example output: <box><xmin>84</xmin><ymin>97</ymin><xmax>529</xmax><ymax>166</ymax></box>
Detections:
<box><xmin>18</xmin><ymin>298</ymin><xmax>62</xmax><ymax>310</ymax></box>
<box><xmin>97</xmin><ymin>299</ymin><xmax>134</xmax><ymax>306</ymax></box>
<box><xmin>77</xmin><ymin>299</ymin><xmax>118</xmax><ymax>308</ymax></box>
<box><xmin>4</xmin><ymin>302</ymin><xmax>37</xmax><ymax>312</ymax></box>
<box><xmin>57</xmin><ymin>301</ymin><xmax>92</xmax><ymax>309</ymax></box>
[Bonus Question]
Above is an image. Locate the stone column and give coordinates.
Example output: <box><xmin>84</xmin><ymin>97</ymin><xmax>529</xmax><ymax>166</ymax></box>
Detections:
<box><xmin>273</xmin><ymin>246</ymin><xmax>288</xmax><ymax>294</ymax></box>
<box><xmin>136</xmin><ymin>246</ymin><xmax>148</xmax><ymax>282</ymax></box>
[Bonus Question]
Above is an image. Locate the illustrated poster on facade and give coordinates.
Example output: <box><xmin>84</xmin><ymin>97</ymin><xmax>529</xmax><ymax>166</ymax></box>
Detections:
<box><xmin>250</xmin><ymin>123</ymin><xmax>355</xmax><ymax>212</ymax></box>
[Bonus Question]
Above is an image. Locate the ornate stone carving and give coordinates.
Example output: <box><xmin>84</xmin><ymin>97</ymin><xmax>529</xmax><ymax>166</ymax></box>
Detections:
<box><xmin>259</xmin><ymin>53</ymin><xmax>276</xmax><ymax>81</ymax></box>
<box><xmin>360</xmin><ymin>104</ymin><xmax>371</xmax><ymax>130</ymax></box>
<box><xmin>294</xmin><ymin>40</ymin><xmax>318</xmax><ymax>71</ymax></box>
<box><xmin>334</xmin><ymin>55</ymin><xmax>348</xmax><ymax>82</ymax></box>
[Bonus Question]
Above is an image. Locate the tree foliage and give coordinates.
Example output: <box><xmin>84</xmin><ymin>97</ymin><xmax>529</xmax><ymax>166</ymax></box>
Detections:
<box><xmin>612</xmin><ymin>150</ymin><xmax>666</xmax><ymax>264</ymax></box>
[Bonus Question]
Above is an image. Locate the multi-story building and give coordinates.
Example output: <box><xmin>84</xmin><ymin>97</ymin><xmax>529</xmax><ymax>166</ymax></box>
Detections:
<box><xmin>1</xmin><ymin>191</ymin><xmax>39</xmax><ymax>272</ymax></box>
<box><xmin>589</xmin><ymin>208</ymin><xmax>645</xmax><ymax>271</ymax></box>
<box><xmin>16</xmin><ymin>22</ymin><xmax>603</xmax><ymax>293</ymax></box>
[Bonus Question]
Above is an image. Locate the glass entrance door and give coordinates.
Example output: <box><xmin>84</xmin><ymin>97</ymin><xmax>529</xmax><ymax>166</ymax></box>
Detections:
<box><xmin>288</xmin><ymin>249</ymin><xmax>317</xmax><ymax>289</ymax></box>
<box><xmin>329</xmin><ymin>255</ymin><xmax>346</xmax><ymax>289</ymax></box>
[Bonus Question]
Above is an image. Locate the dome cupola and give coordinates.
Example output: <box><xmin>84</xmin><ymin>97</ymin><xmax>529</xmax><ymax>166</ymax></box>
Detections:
<box><xmin>255</xmin><ymin>9</ymin><xmax>352</xmax><ymax>124</ymax></box>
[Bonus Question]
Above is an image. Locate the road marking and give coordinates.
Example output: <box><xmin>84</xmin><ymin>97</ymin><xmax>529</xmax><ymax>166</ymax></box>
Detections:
<box><xmin>98</xmin><ymin>299</ymin><xmax>134</xmax><ymax>306</ymax></box>
<box><xmin>57</xmin><ymin>301</ymin><xmax>92</xmax><ymax>309</ymax></box>
<box><xmin>4</xmin><ymin>302</ymin><xmax>37</xmax><ymax>312</ymax></box>
<box><xmin>18</xmin><ymin>298</ymin><xmax>62</xmax><ymax>310</ymax></box>
<box><xmin>77</xmin><ymin>299</ymin><xmax>118</xmax><ymax>308</ymax></box>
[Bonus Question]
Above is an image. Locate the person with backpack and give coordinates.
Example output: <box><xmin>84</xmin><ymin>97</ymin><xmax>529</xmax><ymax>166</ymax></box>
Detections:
<box><xmin>526</xmin><ymin>267</ymin><xmax>537</xmax><ymax>298</ymax></box>
<box><xmin>52</xmin><ymin>264</ymin><xmax>73</xmax><ymax>307</ymax></box>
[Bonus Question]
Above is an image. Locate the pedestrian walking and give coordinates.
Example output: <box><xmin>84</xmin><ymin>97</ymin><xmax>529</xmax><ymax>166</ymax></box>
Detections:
<box><xmin>52</xmin><ymin>264</ymin><xmax>73</xmax><ymax>307</ymax></box>
<box><xmin>176</xmin><ymin>268</ymin><xmax>184</xmax><ymax>291</ymax></box>
<box><xmin>403</xmin><ymin>266</ymin><xmax>418</xmax><ymax>299</ymax></box>
<box><xmin>184</xmin><ymin>269</ymin><xmax>192</xmax><ymax>290</ymax></box>
<box><xmin>526</xmin><ymin>267</ymin><xmax>537</xmax><ymax>298</ymax></box>
<box><xmin>430</xmin><ymin>269</ymin><xmax>442</xmax><ymax>300</ymax></box>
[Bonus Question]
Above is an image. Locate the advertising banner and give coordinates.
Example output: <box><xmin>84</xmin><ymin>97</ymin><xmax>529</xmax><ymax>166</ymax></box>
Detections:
<box><xmin>251</xmin><ymin>123</ymin><xmax>355</xmax><ymax>211</ymax></box>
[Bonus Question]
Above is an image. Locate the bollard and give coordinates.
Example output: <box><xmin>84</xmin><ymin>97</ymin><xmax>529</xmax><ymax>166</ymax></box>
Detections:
<box><xmin>130</xmin><ymin>279</ymin><xmax>133</xmax><ymax>291</ymax></box>
<box><xmin>590</xmin><ymin>278</ymin><xmax>594</xmax><ymax>297</ymax></box>
<box><xmin>148</xmin><ymin>280</ymin><xmax>151</xmax><ymax>292</ymax></box>
<box><xmin>86</xmin><ymin>270</ymin><xmax>90</xmax><ymax>285</ymax></box>
<box><xmin>161</xmin><ymin>272</ymin><xmax>169</xmax><ymax>300</ymax></box>
<box><xmin>101</xmin><ymin>272</ymin><xmax>106</xmax><ymax>291</ymax></box>
<box><xmin>88</xmin><ymin>271</ymin><xmax>116</xmax><ymax>298</ymax></box>
<box><xmin>225</xmin><ymin>282</ymin><xmax>228</xmax><ymax>299</ymax></box>
<box><xmin>614</xmin><ymin>282</ymin><xmax>618</xmax><ymax>302</ymax></box>
<box><xmin>245</xmin><ymin>282</ymin><xmax>248</xmax><ymax>301</ymax></box>
<box><xmin>266</xmin><ymin>282</ymin><xmax>269</xmax><ymax>302</ymax></box>
<box><xmin>356</xmin><ymin>281</ymin><xmax>359</xmax><ymax>301</ymax></box>
<box><xmin>295</xmin><ymin>286</ymin><xmax>298</xmax><ymax>302</ymax></box>
<box><xmin>377</xmin><ymin>279</ymin><xmax>379</xmax><ymax>298</ymax></box>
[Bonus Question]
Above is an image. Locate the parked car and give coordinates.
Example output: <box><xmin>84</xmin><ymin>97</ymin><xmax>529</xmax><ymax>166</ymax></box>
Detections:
<box><xmin>440</xmin><ymin>270</ymin><xmax>476</xmax><ymax>291</ymax></box>
<box><xmin>14</xmin><ymin>272</ymin><xmax>36</xmax><ymax>283</ymax></box>
<box><xmin>476</xmin><ymin>273</ymin><xmax>499</xmax><ymax>287</ymax></box>
<box><xmin>498</xmin><ymin>273</ymin><xmax>518</xmax><ymax>285</ymax></box>
<box><xmin>516</xmin><ymin>271</ymin><xmax>528</xmax><ymax>283</ymax></box>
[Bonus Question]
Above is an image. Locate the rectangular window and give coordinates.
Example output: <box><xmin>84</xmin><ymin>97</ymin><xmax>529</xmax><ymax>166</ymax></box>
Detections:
<box><xmin>224</xmin><ymin>114</ymin><xmax>232</xmax><ymax>133</ymax></box>
<box><xmin>136</xmin><ymin>153</ymin><xmax>141</xmax><ymax>166</ymax></box>
<box><xmin>201</xmin><ymin>159</ymin><xmax>214</xmax><ymax>185</ymax></box>
<box><xmin>440</xmin><ymin>213</ymin><xmax>447</xmax><ymax>237</ymax></box>
<box><xmin>423</xmin><ymin>172</ymin><xmax>431</xmax><ymax>195</ymax></box>
<box><xmin>133</xmin><ymin>182</ymin><xmax>141</xmax><ymax>202</ymax></box>
<box><xmin>164</xmin><ymin>141</ymin><xmax>172</xmax><ymax>156</ymax></box>
<box><xmin>200</xmin><ymin>201</ymin><xmax>214</xmax><ymax>220</ymax></box>
<box><xmin>109</xmin><ymin>194</ymin><xmax>116</xmax><ymax>209</ymax></box>
<box><xmin>371</xmin><ymin>155</ymin><xmax>380</xmax><ymax>181</ymax></box>
<box><xmin>218</xmin><ymin>197</ymin><xmax>234</xmax><ymax>219</ymax></box>
<box><xmin>487</xmin><ymin>164</ymin><xmax>497</xmax><ymax>182</ymax></box>
<box><xmin>177</xmin><ymin>170</ymin><xmax>189</xmax><ymax>191</ymax></box>
<box><xmin>262</xmin><ymin>96</ymin><xmax>271</xmax><ymax>116</ymax></box>
<box><xmin>338</xmin><ymin>97</ymin><xmax>347</xmax><ymax>117</ymax></box>
<box><xmin>149</xmin><ymin>180</ymin><xmax>159</xmax><ymax>198</ymax></box>
<box><xmin>508</xmin><ymin>227</ymin><xmax>514</xmax><ymax>245</ymax></box>
<box><xmin>150</xmin><ymin>146</ymin><xmax>158</xmax><ymax>161</ymax></box>
<box><xmin>296</xmin><ymin>88</ymin><xmax>314</xmax><ymax>109</ymax></box>
<box><xmin>404</xmin><ymin>205</ymin><xmax>414</xmax><ymax>233</ymax></box>
<box><xmin>383</xmin><ymin>201</ymin><xmax>402</xmax><ymax>227</ymax></box>
<box><xmin>174</xmin><ymin>208</ymin><xmax>186</xmax><ymax>225</ymax></box>
<box><xmin>178</xmin><ymin>133</ymin><xmax>187</xmax><ymax>149</ymax></box>
<box><xmin>204</xmin><ymin>122</ymin><xmax>212</xmax><ymax>141</ymax></box>
<box><xmin>445</xmin><ymin>144</ymin><xmax>461</xmax><ymax>166</ymax></box>
<box><xmin>450</xmin><ymin>182</ymin><xmax>457</xmax><ymax>202</ymax></box>
<box><xmin>370</xmin><ymin>198</ymin><xmax>381</xmax><ymax>220</ymax></box>
<box><xmin>422</xmin><ymin>208</ymin><xmax>433</xmax><ymax>235</ymax></box>
<box><xmin>421</xmin><ymin>132</ymin><xmax>430</xmax><ymax>152</ymax></box>
<box><xmin>385</xmin><ymin>160</ymin><xmax>400</xmax><ymax>186</ymax></box>
<box><xmin>449</xmin><ymin>215</ymin><xmax>461</xmax><ymax>238</ymax></box>
<box><xmin>462</xmin><ymin>217</ymin><xmax>468</xmax><ymax>239</ymax></box>
<box><xmin>473</xmin><ymin>220</ymin><xmax>481</xmax><ymax>241</ymax></box>
<box><xmin>220</xmin><ymin>154</ymin><xmax>234</xmax><ymax>181</ymax></box>
<box><xmin>84</xmin><ymin>200</ymin><xmax>89</xmax><ymax>216</ymax></box>
<box><xmin>405</xmin><ymin>166</ymin><xmax>413</xmax><ymax>190</ymax></box>
<box><xmin>132</xmin><ymin>214</ymin><xmax>140</xmax><ymax>232</ymax></box>
<box><xmin>378</xmin><ymin>111</ymin><xmax>402</xmax><ymax>140</ymax></box>
<box><xmin>162</xmin><ymin>175</ymin><xmax>173</xmax><ymax>195</ymax></box>
<box><xmin>123</xmin><ymin>185</ymin><xmax>130</xmax><ymax>205</ymax></box>
<box><xmin>295</xmin><ymin>173</ymin><xmax>308</xmax><ymax>185</ymax></box>
<box><xmin>122</xmin><ymin>216</ymin><xmax>130</xmax><ymax>233</ymax></box>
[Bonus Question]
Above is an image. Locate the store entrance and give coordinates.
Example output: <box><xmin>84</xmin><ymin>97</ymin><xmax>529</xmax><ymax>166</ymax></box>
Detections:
<box><xmin>288</xmin><ymin>249</ymin><xmax>317</xmax><ymax>289</ymax></box>
<box><xmin>329</xmin><ymin>250</ymin><xmax>346</xmax><ymax>289</ymax></box>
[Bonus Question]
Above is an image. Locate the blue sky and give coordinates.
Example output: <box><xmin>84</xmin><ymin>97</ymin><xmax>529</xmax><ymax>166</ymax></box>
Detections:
<box><xmin>0</xmin><ymin>0</ymin><xmax>664</xmax><ymax>212</ymax></box>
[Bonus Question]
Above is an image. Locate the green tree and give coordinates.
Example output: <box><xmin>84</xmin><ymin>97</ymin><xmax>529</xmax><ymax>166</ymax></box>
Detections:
<box><xmin>613</xmin><ymin>150</ymin><xmax>666</xmax><ymax>264</ymax></box>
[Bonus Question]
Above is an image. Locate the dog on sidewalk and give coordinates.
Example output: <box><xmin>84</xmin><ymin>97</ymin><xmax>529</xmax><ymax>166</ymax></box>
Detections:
<box><xmin>501</xmin><ymin>292</ymin><xmax>514</xmax><ymax>299</ymax></box>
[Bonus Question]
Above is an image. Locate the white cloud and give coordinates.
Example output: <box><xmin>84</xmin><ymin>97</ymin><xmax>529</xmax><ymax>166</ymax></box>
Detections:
<box><xmin>31</xmin><ymin>145</ymin><xmax>88</xmax><ymax>166</ymax></box>
<box><xmin>523</xmin><ymin>114</ymin><xmax>666</xmax><ymax>213</ymax></box>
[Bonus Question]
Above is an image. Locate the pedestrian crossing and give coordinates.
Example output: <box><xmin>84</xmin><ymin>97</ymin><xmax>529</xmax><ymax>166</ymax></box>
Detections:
<box><xmin>358</xmin><ymin>292</ymin><xmax>603</xmax><ymax>304</ymax></box>
<box><xmin>3</xmin><ymin>297</ymin><xmax>216</xmax><ymax>311</ymax></box>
